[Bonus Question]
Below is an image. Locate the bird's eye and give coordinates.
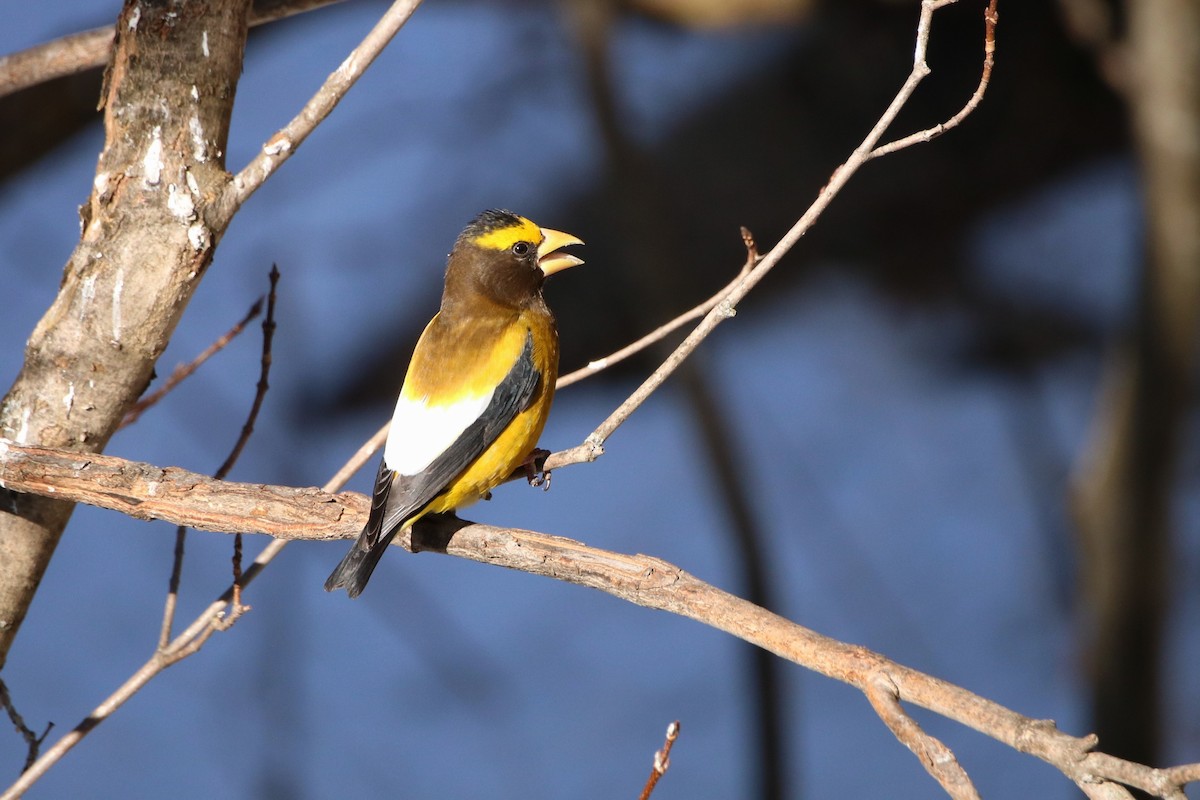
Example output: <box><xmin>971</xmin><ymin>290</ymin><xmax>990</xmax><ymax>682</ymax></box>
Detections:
<box><xmin>512</xmin><ymin>241</ymin><xmax>531</xmax><ymax>257</ymax></box>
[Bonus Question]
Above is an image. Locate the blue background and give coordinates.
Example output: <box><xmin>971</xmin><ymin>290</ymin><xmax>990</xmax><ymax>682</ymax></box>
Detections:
<box><xmin>1</xmin><ymin>2</ymin><xmax>1197</xmax><ymax>798</ymax></box>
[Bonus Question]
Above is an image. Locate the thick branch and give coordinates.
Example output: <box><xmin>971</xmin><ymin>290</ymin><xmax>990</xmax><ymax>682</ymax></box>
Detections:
<box><xmin>1</xmin><ymin>439</ymin><xmax>1197</xmax><ymax>799</ymax></box>
<box><xmin>0</xmin><ymin>441</ymin><xmax>363</xmax><ymax>541</ymax></box>
<box><xmin>0</xmin><ymin>0</ymin><xmax>252</xmax><ymax>669</ymax></box>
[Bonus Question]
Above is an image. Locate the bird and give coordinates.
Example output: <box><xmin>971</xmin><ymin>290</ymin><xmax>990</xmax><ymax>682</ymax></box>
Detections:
<box><xmin>324</xmin><ymin>209</ymin><xmax>583</xmax><ymax>597</ymax></box>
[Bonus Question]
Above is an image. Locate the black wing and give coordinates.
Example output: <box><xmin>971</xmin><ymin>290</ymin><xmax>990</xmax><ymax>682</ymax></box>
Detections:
<box><xmin>324</xmin><ymin>331</ymin><xmax>539</xmax><ymax>596</ymax></box>
<box><xmin>378</xmin><ymin>330</ymin><xmax>540</xmax><ymax>535</ymax></box>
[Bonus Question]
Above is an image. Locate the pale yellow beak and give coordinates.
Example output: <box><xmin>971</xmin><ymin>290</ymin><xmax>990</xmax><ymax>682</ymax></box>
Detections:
<box><xmin>537</xmin><ymin>227</ymin><xmax>585</xmax><ymax>276</ymax></box>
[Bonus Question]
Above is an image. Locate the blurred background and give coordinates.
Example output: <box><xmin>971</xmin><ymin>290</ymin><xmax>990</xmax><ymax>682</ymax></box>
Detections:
<box><xmin>1</xmin><ymin>0</ymin><xmax>1197</xmax><ymax>797</ymax></box>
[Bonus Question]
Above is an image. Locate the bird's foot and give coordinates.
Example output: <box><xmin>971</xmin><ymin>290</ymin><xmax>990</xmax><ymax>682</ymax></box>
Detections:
<box><xmin>523</xmin><ymin>448</ymin><xmax>552</xmax><ymax>491</ymax></box>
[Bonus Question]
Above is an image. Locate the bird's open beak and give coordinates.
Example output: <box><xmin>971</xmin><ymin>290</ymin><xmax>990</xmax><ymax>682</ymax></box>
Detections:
<box><xmin>537</xmin><ymin>228</ymin><xmax>585</xmax><ymax>276</ymax></box>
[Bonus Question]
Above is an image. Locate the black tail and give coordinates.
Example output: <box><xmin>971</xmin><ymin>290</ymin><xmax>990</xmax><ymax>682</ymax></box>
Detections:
<box><xmin>324</xmin><ymin>529</ymin><xmax>397</xmax><ymax>598</ymax></box>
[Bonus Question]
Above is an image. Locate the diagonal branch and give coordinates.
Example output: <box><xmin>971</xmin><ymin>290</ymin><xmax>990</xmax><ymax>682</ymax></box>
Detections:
<box><xmin>214</xmin><ymin>0</ymin><xmax>424</xmax><ymax>222</ymax></box>
<box><xmin>545</xmin><ymin>0</ymin><xmax>999</xmax><ymax>474</ymax></box>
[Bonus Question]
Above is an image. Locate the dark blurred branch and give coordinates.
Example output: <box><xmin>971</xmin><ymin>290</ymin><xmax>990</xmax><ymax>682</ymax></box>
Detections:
<box><xmin>2</xmin><ymin>438</ymin><xmax>1198</xmax><ymax>799</ymax></box>
<box><xmin>1069</xmin><ymin>0</ymin><xmax>1200</xmax><ymax>770</ymax></box>
<box><xmin>565</xmin><ymin>0</ymin><xmax>786</xmax><ymax>795</ymax></box>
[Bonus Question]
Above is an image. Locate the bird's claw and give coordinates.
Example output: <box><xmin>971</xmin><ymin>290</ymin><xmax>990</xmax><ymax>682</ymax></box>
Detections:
<box><xmin>524</xmin><ymin>448</ymin><xmax>552</xmax><ymax>491</ymax></box>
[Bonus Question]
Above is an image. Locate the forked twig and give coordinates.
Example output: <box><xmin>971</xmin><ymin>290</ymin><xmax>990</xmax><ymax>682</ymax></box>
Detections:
<box><xmin>866</xmin><ymin>676</ymin><xmax>980</xmax><ymax>800</ymax></box>
<box><xmin>546</xmin><ymin>0</ymin><xmax>998</xmax><ymax>474</ymax></box>
<box><xmin>0</xmin><ymin>678</ymin><xmax>52</xmax><ymax>774</ymax></box>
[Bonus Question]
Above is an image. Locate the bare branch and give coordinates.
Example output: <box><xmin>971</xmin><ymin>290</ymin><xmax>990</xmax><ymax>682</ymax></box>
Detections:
<box><xmin>160</xmin><ymin>266</ymin><xmax>279</xmax><ymax>644</ymax></box>
<box><xmin>870</xmin><ymin>0</ymin><xmax>998</xmax><ymax>159</ymax></box>
<box><xmin>1</xmin><ymin>440</ymin><xmax>1198</xmax><ymax>799</ymax></box>
<box><xmin>558</xmin><ymin>248</ymin><xmax>752</xmax><ymax>388</ymax></box>
<box><xmin>0</xmin><ymin>0</ymin><xmax>351</xmax><ymax>100</ymax></box>
<box><xmin>866</xmin><ymin>675</ymin><xmax>980</xmax><ymax>799</ymax></box>
<box><xmin>546</xmin><ymin>0</ymin><xmax>996</xmax><ymax>474</ymax></box>
<box><xmin>215</xmin><ymin>0</ymin><xmax>424</xmax><ymax>222</ymax></box>
<box><xmin>0</xmin><ymin>423</ymin><xmax>369</xmax><ymax>798</ymax></box>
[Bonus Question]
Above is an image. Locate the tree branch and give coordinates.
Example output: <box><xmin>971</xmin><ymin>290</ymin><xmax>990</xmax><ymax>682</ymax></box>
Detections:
<box><xmin>0</xmin><ymin>439</ymin><xmax>1196</xmax><ymax>799</ymax></box>
<box><xmin>0</xmin><ymin>0</ymin><xmax>350</xmax><ymax>100</ymax></box>
<box><xmin>214</xmin><ymin>0</ymin><xmax>424</xmax><ymax>223</ymax></box>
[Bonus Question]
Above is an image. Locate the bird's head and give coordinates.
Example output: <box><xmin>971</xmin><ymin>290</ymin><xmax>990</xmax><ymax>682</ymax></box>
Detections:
<box><xmin>445</xmin><ymin>209</ymin><xmax>584</xmax><ymax>309</ymax></box>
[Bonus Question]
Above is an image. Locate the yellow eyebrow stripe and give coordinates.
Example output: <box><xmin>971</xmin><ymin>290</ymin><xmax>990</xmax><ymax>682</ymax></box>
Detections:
<box><xmin>471</xmin><ymin>216</ymin><xmax>541</xmax><ymax>251</ymax></box>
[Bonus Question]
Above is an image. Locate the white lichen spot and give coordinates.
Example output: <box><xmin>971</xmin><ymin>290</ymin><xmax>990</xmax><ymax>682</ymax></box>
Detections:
<box><xmin>79</xmin><ymin>273</ymin><xmax>97</xmax><ymax>320</ymax></box>
<box><xmin>167</xmin><ymin>183</ymin><xmax>196</xmax><ymax>221</ymax></box>
<box><xmin>188</xmin><ymin>114</ymin><xmax>207</xmax><ymax>162</ymax></box>
<box><xmin>185</xmin><ymin>170</ymin><xmax>200</xmax><ymax>196</ymax></box>
<box><xmin>64</xmin><ymin>383</ymin><xmax>76</xmax><ymax>416</ymax></box>
<box><xmin>336</xmin><ymin>52</ymin><xmax>358</xmax><ymax>78</ymax></box>
<box><xmin>15</xmin><ymin>408</ymin><xmax>30</xmax><ymax>445</ymax></box>
<box><xmin>112</xmin><ymin>267</ymin><xmax>124</xmax><ymax>341</ymax></box>
<box><xmin>93</xmin><ymin>171</ymin><xmax>111</xmax><ymax>198</ymax></box>
<box><xmin>128</xmin><ymin>5</ymin><xmax>140</xmax><ymax>29</ymax></box>
<box><xmin>201</xmin><ymin>30</ymin><xmax>210</xmax><ymax>58</ymax></box>
<box><xmin>143</xmin><ymin>126</ymin><xmax>164</xmax><ymax>186</ymax></box>
<box><xmin>191</xmin><ymin>85</ymin><xmax>199</xmax><ymax>101</ymax></box>
<box><xmin>45</xmin><ymin>486</ymin><xmax>55</xmax><ymax>494</ymax></box>
<box><xmin>187</xmin><ymin>223</ymin><xmax>210</xmax><ymax>252</ymax></box>
<box><xmin>263</xmin><ymin>135</ymin><xmax>291</xmax><ymax>156</ymax></box>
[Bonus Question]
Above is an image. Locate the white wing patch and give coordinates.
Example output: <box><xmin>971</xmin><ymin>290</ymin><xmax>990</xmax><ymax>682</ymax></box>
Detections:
<box><xmin>384</xmin><ymin>390</ymin><xmax>494</xmax><ymax>477</ymax></box>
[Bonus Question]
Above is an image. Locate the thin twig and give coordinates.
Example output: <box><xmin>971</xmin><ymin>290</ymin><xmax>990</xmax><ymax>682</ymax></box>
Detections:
<box><xmin>870</xmin><ymin>0</ymin><xmax>998</xmax><ymax>159</ymax></box>
<box><xmin>216</xmin><ymin>0</ymin><xmax>424</xmax><ymax>222</ymax></box>
<box><xmin>158</xmin><ymin>268</ymin><xmax>277</xmax><ymax>645</ymax></box>
<box><xmin>557</xmin><ymin>229</ymin><xmax>756</xmax><ymax>389</ymax></box>
<box><xmin>0</xmin><ymin>678</ymin><xmax>52</xmax><ymax>774</ymax></box>
<box><xmin>121</xmin><ymin>297</ymin><xmax>263</xmax><ymax>429</ymax></box>
<box><xmin>214</xmin><ymin>266</ymin><xmax>279</xmax><ymax>481</ymax></box>
<box><xmin>637</xmin><ymin>721</ymin><xmax>680</xmax><ymax>800</ymax></box>
<box><xmin>0</xmin><ymin>0</ymin><xmax>351</xmax><ymax>100</ymax></box>
<box><xmin>157</xmin><ymin>528</ymin><xmax>187</xmax><ymax>651</ymax></box>
<box><xmin>208</xmin><ymin>264</ymin><xmax>278</xmax><ymax>627</ymax></box>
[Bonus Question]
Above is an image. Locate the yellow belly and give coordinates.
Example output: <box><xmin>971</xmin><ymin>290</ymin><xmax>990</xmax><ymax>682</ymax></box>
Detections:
<box><xmin>423</xmin><ymin>394</ymin><xmax>552</xmax><ymax>515</ymax></box>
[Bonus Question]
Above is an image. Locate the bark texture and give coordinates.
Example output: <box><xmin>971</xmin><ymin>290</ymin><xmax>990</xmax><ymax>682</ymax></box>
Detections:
<box><xmin>0</xmin><ymin>0</ymin><xmax>251</xmax><ymax>667</ymax></box>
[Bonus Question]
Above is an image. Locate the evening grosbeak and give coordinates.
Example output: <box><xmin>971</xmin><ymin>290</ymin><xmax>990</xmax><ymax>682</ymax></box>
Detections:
<box><xmin>325</xmin><ymin>210</ymin><xmax>583</xmax><ymax>597</ymax></box>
